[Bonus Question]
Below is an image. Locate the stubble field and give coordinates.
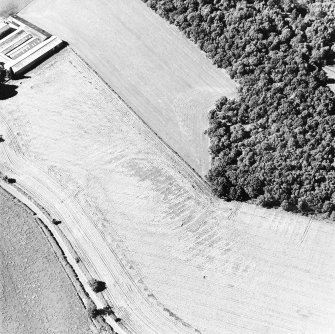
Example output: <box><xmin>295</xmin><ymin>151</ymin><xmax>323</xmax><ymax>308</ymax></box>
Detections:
<box><xmin>325</xmin><ymin>65</ymin><xmax>335</xmax><ymax>93</ymax></box>
<box><xmin>20</xmin><ymin>0</ymin><xmax>237</xmax><ymax>177</ymax></box>
<box><xmin>0</xmin><ymin>48</ymin><xmax>334</xmax><ymax>334</ymax></box>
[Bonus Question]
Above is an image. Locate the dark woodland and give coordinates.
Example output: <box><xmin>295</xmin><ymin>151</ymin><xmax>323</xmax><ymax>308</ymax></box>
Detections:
<box><xmin>142</xmin><ymin>0</ymin><xmax>335</xmax><ymax>218</ymax></box>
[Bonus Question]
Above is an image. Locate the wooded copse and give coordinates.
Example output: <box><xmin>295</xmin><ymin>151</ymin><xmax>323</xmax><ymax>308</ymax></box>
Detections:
<box><xmin>142</xmin><ymin>0</ymin><xmax>335</xmax><ymax>218</ymax></box>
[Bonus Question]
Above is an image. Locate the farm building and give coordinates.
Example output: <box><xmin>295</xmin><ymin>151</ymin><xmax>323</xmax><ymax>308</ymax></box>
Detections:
<box><xmin>0</xmin><ymin>15</ymin><xmax>63</xmax><ymax>77</ymax></box>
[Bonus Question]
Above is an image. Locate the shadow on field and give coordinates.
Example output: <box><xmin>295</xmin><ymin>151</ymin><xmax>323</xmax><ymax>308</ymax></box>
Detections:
<box><xmin>0</xmin><ymin>83</ymin><xmax>18</xmax><ymax>100</ymax></box>
<box><xmin>14</xmin><ymin>75</ymin><xmax>31</xmax><ymax>80</ymax></box>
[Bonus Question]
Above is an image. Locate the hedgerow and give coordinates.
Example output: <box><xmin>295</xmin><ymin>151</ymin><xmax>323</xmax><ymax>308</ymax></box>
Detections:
<box><xmin>142</xmin><ymin>0</ymin><xmax>335</xmax><ymax>218</ymax></box>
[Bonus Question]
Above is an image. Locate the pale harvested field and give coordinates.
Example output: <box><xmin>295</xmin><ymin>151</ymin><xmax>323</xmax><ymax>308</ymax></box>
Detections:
<box><xmin>0</xmin><ymin>187</ymin><xmax>93</xmax><ymax>334</ymax></box>
<box><xmin>20</xmin><ymin>0</ymin><xmax>237</xmax><ymax>177</ymax></box>
<box><xmin>325</xmin><ymin>65</ymin><xmax>335</xmax><ymax>93</ymax></box>
<box><xmin>0</xmin><ymin>0</ymin><xmax>33</xmax><ymax>17</ymax></box>
<box><xmin>0</xmin><ymin>48</ymin><xmax>334</xmax><ymax>333</ymax></box>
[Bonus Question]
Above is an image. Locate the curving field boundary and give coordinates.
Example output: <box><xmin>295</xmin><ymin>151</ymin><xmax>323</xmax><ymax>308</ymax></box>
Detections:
<box><xmin>0</xmin><ymin>48</ymin><xmax>207</xmax><ymax>334</ymax></box>
<box><xmin>0</xmin><ymin>48</ymin><xmax>334</xmax><ymax>334</ymax></box>
<box><xmin>19</xmin><ymin>0</ymin><xmax>238</xmax><ymax>177</ymax></box>
<box><xmin>0</xmin><ymin>180</ymin><xmax>124</xmax><ymax>334</ymax></box>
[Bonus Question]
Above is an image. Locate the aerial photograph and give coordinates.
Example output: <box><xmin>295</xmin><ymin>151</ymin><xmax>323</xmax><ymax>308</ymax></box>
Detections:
<box><xmin>0</xmin><ymin>0</ymin><xmax>334</xmax><ymax>333</ymax></box>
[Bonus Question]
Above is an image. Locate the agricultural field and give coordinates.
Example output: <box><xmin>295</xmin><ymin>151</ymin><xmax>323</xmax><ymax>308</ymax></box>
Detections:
<box><xmin>0</xmin><ymin>47</ymin><xmax>334</xmax><ymax>334</ymax></box>
<box><xmin>0</xmin><ymin>187</ymin><xmax>93</xmax><ymax>334</ymax></box>
<box><xmin>19</xmin><ymin>0</ymin><xmax>237</xmax><ymax>177</ymax></box>
<box><xmin>139</xmin><ymin>1</ymin><xmax>335</xmax><ymax>218</ymax></box>
<box><xmin>0</xmin><ymin>0</ymin><xmax>33</xmax><ymax>17</ymax></box>
<box><xmin>325</xmin><ymin>65</ymin><xmax>335</xmax><ymax>93</ymax></box>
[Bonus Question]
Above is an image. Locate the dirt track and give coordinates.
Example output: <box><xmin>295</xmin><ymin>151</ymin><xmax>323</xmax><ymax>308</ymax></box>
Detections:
<box><xmin>19</xmin><ymin>0</ymin><xmax>237</xmax><ymax>177</ymax></box>
<box><xmin>0</xmin><ymin>48</ymin><xmax>334</xmax><ymax>334</ymax></box>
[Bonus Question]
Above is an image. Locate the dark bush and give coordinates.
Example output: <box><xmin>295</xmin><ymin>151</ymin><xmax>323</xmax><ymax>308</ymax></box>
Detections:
<box><xmin>52</xmin><ymin>218</ymin><xmax>61</xmax><ymax>225</ymax></box>
<box><xmin>3</xmin><ymin>176</ymin><xmax>16</xmax><ymax>184</ymax></box>
<box><xmin>88</xmin><ymin>278</ymin><xmax>106</xmax><ymax>293</ymax></box>
<box><xmin>0</xmin><ymin>64</ymin><xmax>10</xmax><ymax>83</ymax></box>
<box><xmin>281</xmin><ymin>200</ymin><xmax>292</xmax><ymax>212</ymax></box>
<box><xmin>101</xmin><ymin>305</ymin><xmax>114</xmax><ymax>316</ymax></box>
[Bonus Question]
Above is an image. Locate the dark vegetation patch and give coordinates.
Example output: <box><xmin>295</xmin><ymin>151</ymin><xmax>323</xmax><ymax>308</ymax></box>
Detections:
<box><xmin>88</xmin><ymin>278</ymin><xmax>106</xmax><ymax>293</ymax></box>
<box><xmin>142</xmin><ymin>0</ymin><xmax>335</xmax><ymax>218</ymax></box>
<box><xmin>52</xmin><ymin>218</ymin><xmax>62</xmax><ymax>225</ymax></box>
<box><xmin>0</xmin><ymin>63</ymin><xmax>16</xmax><ymax>99</ymax></box>
<box><xmin>3</xmin><ymin>175</ymin><xmax>16</xmax><ymax>183</ymax></box>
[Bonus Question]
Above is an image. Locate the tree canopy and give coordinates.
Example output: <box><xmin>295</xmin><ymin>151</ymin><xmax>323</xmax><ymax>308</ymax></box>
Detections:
<box><xmin>142</xmin><ymin>0</ymin><xmax>335</xmax><ymax>218</ymax></box>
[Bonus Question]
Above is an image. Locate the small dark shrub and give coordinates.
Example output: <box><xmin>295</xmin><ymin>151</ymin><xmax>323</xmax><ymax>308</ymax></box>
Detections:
<box><xmin>87</xmin><ymin>301</ymin><xmax>98</xmax><ymax>319</ymax></box>
<box><xmin>52</xmin><ymin>218</ymin><xmax>61</xmax><ymax>225</ymax></box>
<box><xmin>297</xmin><ymin>198</ymin><xmax>309</xmax><ymax>213</ymax></box>
<box><xmin>3</xmin><ymin>176</ymin><xmax>16</xmax><ymax>184</ymax></box>
<box><xmin>88</xmin><ymin>278</ymin><xmax>106</xmax><ymax>293</ymax></box>
<box><xmin>322</xmin><ymin>201</ymin><xmax>334</xmax><ymax>214</ymax></box>
<box><xmin>102</xmin><ymin>305</ymin><xmax>114</xmax><ymax>315</ymax></box>
<box><xmin>0</xmin><ymin>63</ymin><xmax>10</xmax><ymax>82</ymax></box>
<box><xmin>281</xmin><ymin>200</ymin><xmax>292</xmax><ymax>212</ymax></box>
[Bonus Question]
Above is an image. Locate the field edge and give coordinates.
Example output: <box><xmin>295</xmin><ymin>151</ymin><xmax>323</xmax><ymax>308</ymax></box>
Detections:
<box><xmin>0</xmin><ymin>180</ymin><xmax>124</xmax><ymax>334</ymax></box>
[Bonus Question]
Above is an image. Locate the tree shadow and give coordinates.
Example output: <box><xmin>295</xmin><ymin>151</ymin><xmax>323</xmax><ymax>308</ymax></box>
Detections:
<box><xmin>0</xmin><ymin>83</ymin><xmax>18</xmax><ymax>100</ymax></box>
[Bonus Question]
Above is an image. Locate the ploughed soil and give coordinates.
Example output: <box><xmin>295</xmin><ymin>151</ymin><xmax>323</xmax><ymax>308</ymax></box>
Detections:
<box><xmin>0</xmin><ymin>187</ymin><xmax>93</xmax><ymax>334</ymax></box>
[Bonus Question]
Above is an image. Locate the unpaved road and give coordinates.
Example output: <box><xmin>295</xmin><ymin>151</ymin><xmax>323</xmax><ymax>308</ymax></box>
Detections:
<box><xmin>20</xmin><ymin>0</ymin><xmax>237</xmax><ymax>177</ymax></box>
<box><xmin>0</xmin><ymin>187</ymin><xmax>93</xmax><ymax>334</ymax></box>
<box><xmin>0</xmin><ymin>48</ymin><xmax>334</xmax><ymax>333</ymax></box>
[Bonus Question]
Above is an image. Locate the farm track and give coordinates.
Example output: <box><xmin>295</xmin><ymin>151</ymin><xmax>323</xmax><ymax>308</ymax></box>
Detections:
<box><xmin>0</xmin><ymin>48</ymin><xmax>334</xmax><ymax>333</ymax></box>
